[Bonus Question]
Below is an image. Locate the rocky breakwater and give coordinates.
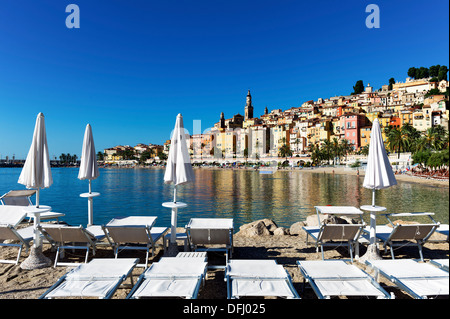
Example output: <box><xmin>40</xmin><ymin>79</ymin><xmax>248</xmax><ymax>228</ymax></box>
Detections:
<box><xmin>234</xmin><ymin>214</ymin><xmax>362</xmax><ymax>238</ymax></box>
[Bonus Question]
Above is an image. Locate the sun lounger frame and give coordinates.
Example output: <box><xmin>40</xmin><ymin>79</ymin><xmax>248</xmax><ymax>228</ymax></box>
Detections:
<box><xmin>366</xmin><ymin>259</ymin><xmax>449</xmax><ymax>299</ymax></box>
<box><xmin>0</xmin><ymin>224</ymin><xmax>33</xmax><ymax>264</ymax></box>
<box><xmin>127</xmin><ymin>253</ymin><xmax>208</xmax><ymax>299</ymax></box>
<box><xmin>38</xmin><ymin>224</ymin><xmax>102</xmax><ymax>267</ymax></box>
<box><xmin>186</xmin><ymin>218</ymin><xmax>233</xmax><ymax>269</ymax></box>
<box><xmin>102</xmin><ymin>225</ymin><xmax>168</xmax><ymax>268</ymax></box>
<box><xmin>297</xmin><ymin>260</ymin><xmax>392</xmax><ymax>299</ymax></box>
<box><xmin>39</xmin><ymin>258</ymin><xmax>138</xmax><ymax>299</ymax></box>
<box><xmin>303</xmin><ymin>223</ymin><xmax>365</xmax><ymax>263</ymax></box>
<box><xmin>375</xmin><ymin>212</ymin><xmax>439</xmax><ymax>261</ymax></box>
<box><xmin>429</xmin><ymin>259</ymin><xmax>449</xmax><ymax>272</ymax></box>
<box><xmin>225</xmin><ymin>259</ymin><xmax>300</xmax><ymax>299</ymax></box>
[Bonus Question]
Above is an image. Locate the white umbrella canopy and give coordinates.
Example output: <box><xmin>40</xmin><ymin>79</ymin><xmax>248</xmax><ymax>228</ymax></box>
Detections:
<box><xmin>18</xmin><ymin>112</ymin><xmax>53</xmax><ymax>206</ymax></box>
<box><xmin>78</xmin><ymin>124</ymin><xmax>99</xmax><ymax>183</ymax></box>
<box><xmin>363</xmin><ymin>118</ymin><xmax>397</xmax><ymax>204</ymax></box>
<box><xmin>164</xmin><ymin>113</ymin><xmax>195</xmax><ymax>194</ymax></box>
<box><xmin>163</xmin><ymin>113</ymin><xmax>194</xmax><ymax>255</ymax></box>
<box><xmin>78</xmin><ymin>124</ymin><xmax>100</xmax><ymax>226</ymax></box>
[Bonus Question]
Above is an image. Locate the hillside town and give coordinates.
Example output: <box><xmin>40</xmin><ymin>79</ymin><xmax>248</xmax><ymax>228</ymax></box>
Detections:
<box><xmin>102</xmin><ymin>74</ymin><xmax>449</xmax><ymax>167</ymax></box>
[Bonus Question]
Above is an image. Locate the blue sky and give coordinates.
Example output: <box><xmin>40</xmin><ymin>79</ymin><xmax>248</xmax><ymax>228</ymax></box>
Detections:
<box><xmin>0</xmin><ymin>0</ymin><xmax>448</xmax><ymax>159</ymax></box>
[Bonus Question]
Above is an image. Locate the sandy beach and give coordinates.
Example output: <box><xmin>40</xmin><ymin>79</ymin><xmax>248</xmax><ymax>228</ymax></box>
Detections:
<box><xmin>0</xmin><ymin>219</ymin><xmax>448</xmax><ymax>300</ymax></box>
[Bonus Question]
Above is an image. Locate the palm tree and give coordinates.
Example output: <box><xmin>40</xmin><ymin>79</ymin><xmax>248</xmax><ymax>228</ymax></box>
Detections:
<box><xmin>331</xmin><ymin>137</ymin><xmax>341</xmax><ymax>164</ymax></box>
<box><xmin>339</xmin><ymin>139</ymin><xmax>352</xmax><ymax>162</ymax></box>
<box><xmin>431</xmin><ymin>126</ymin><xmax>447</xmax><ymax>151</ymax></box>
<box><xmin>309</xmin><ymin>144</ymin><xmax>322</xmax><ymax>166</ymax></box>
<box><xmin>400</xmin><ymin>123</ymin><xmax>420</xmax><ymax>152</ymax></box>
<box><xmin>278</xmin><ymin>143</ymin><xmax>292</xmax><ymax>160</ymax></box>
<box><xmin>386</xmin><ymin>128</ymin><xmax>405</xmax><ymax>158</ymax></box>
<box><xmin>322</xmin><ymin>140</ymin><xmax>333</xmax><ymax>165</ymax></box>
<box><xmin>421</xmin><ymin>128</ymin><xmax>438</xmax><ymax>151</ymax></box>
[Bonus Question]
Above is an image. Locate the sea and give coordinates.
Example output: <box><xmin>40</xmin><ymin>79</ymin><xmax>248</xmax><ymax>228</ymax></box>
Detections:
<box><xmin>1</xmin><ymin>167</ymin><xmax>448</xmax><ymax>230</ymax></box>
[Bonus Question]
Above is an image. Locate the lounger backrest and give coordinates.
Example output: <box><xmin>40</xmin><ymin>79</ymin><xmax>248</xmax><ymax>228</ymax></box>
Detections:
<box><xmin>41</xmin><ymin>226</ymin><xmax>95</xmax><ymax>243</ymax></box>
<box><xmin>0</xmin><ymin>206</ymin><xmax>27</xmax><ymax>226</ymax></box>
<box><xmin>318</xmin><ymin>224</ymin><xmax>363</xmax><ymax>241</ymax></box>
<box><xmin>189</xmin><ymin>228</ymin><xmax>231</xmax><ymax>245</ymax></box>
<box><xmin>389</xmin><ymin>224</ymin><xmax>438</xmax><ymax>241</ymax></box>
<box><xmin>105</xmin><ymin>226</ymin><xmax>151</xmax><ymax>244</ymax></box>
<box><xmin>0</xmin><ymin>225</ymin><xmax>25</xmax><ymax>243</ymax></box>
<box><xmin>1</xmin><ymin>196</ymin><xmax>30</xmax><ymax>206</ymax></box>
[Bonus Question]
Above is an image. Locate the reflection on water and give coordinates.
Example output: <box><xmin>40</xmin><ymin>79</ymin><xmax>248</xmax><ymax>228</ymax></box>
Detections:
<box><xmin>0</xmin><ymin>168</ymin><xmax>448</xmax><ymax>228</ymax></box>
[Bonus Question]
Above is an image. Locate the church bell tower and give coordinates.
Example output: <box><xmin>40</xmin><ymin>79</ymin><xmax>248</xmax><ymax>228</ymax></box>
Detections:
<box><xmin>244</xmin><ymin>90</ymin><xmax>253</xmax><ymax>120</ymax></box>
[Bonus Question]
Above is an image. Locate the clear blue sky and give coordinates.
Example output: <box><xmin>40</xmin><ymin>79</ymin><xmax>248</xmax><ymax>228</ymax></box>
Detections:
<box><xmin>0</xmin><ymin>0</ymin><xmax>448</xmax><ymax>159</ymax></box>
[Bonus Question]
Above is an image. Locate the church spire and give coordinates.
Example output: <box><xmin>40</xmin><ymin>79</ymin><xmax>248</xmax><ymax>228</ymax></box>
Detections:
<box><xmin>245</xmin><ymin>90</ymin><xmax>253</xmax><ymax>120</ymax></box>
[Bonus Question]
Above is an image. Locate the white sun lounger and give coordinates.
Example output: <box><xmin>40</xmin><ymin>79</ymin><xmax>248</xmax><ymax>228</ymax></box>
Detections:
<box><xmin>303</xmin><ymin>206</ymin><xmax>365</xmax><ymax>262</ymax></box>
<box><xmin>39</xmin><ymin>224</ymin><xmax>106</xmax><ymax>267</ymax></box>
<box><xmin>40</xmin><ymin>258</ymin><xmax>138</xmax><ymax>299</ymax></box>
<box><xmin>102</xmin><ymin>220</ymin><xmax>168</xmax><ymax>268</ymax></box>
<box><xmin>0</xmin><ymin>224</ymin><xmax>34</xmax><ymax>264</ymax></box>
<box><xmin>369</xmin><ymin>212</ymin><xmax>439</xmax><ymax>261</ymax></box>
<box><xmin>0</xmin><ymin>205</ymin><xmax>28</xmax><ymax>226</ymax></box>
<box><xmin>297</xmin><ymin>260</ymin><xmax>392</xmax><ymax>299</ymax></box>
<box><xmin>429</xmin><ymin>259</ymin><xmax>449</xmax><ymax>272</ymax></box>
<box><xmin>225</xmin><ymin>259</ymin><xmax>300</xmax><ymax>299</ymax></box>
<box><xmin>127</xmin><ymin>254</ymin><xmax>208</xmax><ymax>299</ymax></box>
<box><xmin>303</xmin><ymin>224</ymin><xmax>365</xmax><ymax>263</ymax></box>
<box><xmin>0</xmin><ymin>191</ymin><xmax>65</xmax><ymax>222</ymax></box>
<box><xmin>366</xmin><ymin>259</ymin><xmax>449</xmax><ymax>299</ymax></box>
<box><xmin>0</xmin><ymin>205</ymin><xmax>35</xmax><ymax>264</ymax></box>
<box><xmin>186</xmin><ymin>218</ymin><xmax>233</xmax><ymax>269</ymax></box>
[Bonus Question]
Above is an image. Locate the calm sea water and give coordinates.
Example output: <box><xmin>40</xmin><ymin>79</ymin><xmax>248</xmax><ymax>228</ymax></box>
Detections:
<box><xmin>1</xmin><ymin>167</ymin><xmax>448</xmax><ymax>229</ymax></box>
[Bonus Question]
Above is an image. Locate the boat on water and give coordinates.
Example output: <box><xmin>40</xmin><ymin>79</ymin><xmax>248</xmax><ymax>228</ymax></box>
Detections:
<box><xmin>259</xmin><ymin>167</ymin><xmax>278</xmax><ymax>174</ymax></box>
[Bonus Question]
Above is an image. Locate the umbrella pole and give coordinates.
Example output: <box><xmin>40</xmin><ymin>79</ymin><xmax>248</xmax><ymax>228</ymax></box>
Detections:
<box><xmin>173</xmin><ymin>185</ymin><xmax>177</xmax><ymax>203</ymax></box>
<box><xmin>171</xmin><ymin>186</ymin><xmax>177</xmax><ymax>245</ymax></box>
<box><xmin>88</xmin><ymin>180</ymin><xmax>93</xmax><ymax>226</ymax></box>
<box><xmin>372</xmin><ymin>188</ymin><xmax>376</xmax><ymax>207</ymax></box>
<box><xmin>369</xmin><ymin>189</ymin><xmax>377</xmax><ymax>245</ymax></box>
<box><xmin>36</xmin><ymin>188</ymin><xmax>40</xmax><ymax>208</ymax></box>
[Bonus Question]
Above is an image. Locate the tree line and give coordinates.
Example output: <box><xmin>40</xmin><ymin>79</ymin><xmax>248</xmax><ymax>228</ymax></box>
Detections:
<box><xmin>407</xmin><ymin>65</ymin><xmax>448</xmax><ymax>81</ymax></box>
<box><xmin>300</xmin><ymin>123</ymin><xmax>449</xmax><ymax>169</ymax></box>
<box><xmin>384</xmin><ymin>124</ymin><xmax>449</xmax><ymax>169</ymax></box>
<box><xmin>59</xmin><ymin>153</ymin><xmax>78</xmax><ymax>165</ymax></box>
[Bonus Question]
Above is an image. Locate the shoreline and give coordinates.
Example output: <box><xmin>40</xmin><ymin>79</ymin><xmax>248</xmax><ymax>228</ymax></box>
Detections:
<box><xmin>2</xmin><ymin>165</ymin><xmax>448</xmax><ymax>188</ymax></box>
<box><xmin>144</xmin><ymin>165</ymin><xmax>450</xmax><ymax>188</ymax></box>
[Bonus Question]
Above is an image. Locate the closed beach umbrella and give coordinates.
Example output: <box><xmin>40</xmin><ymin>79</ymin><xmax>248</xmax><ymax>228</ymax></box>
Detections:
<box><xmin>18</xmin><ymin>112</ymin><xmax>53</xmax><ymax>206</ymax></box>
<box><xmin>164</xmin><ymin>113</ymin><xmax>194</xmax><ymax>252</ymax></box>
<box><xmin>78</xmin><ymin>124</ymin><xmax>99</xmax><ymax>182</ymax></box>
<box><xmin>78</xmin><ymin>124</ymin><xmax>100</xmax><ymax>226</ymax></box>
<box><xmin>18</xmin><ymin>112</ymin><xmax>52</xmax><ymax>268</ymax></box>
<box><xmin>164</xmin><ymin>113</ymin><xmax>195</xmax><ymax>190</ymax></box>
<box><xmin>363</xmin><ymin>118</ymin><xmax>397</xmax><ymax>200</ymax></box>
<box><xmin>361</xmin><ymin>118</ymin><xmax>397</xmax><ymax>260</ymax></box>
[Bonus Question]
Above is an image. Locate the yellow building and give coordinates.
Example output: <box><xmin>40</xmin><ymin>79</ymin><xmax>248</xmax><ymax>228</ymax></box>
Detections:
<box><xmin>359</xmin><ymin>126</ymin><xmax>372</xmax><ymax>150</ymax></box>
<box><xmin>398</xmin><ymin>110</ymin><xmax>413</xmax><ymax>127</ymax></box>
<box><xmin>412</xmin><ymin>107</ymin><xmax>432</xmax><ymax>132</ymax></box>
<box><xmin>271</xmin><ymin>125</ymin><xmax>290</xmax><ymax>156</ymax></box>
<box><xmin>224</xmin><ymin>129</ymin><xmax>238</xmax><ymax>157</ymax></box>
<box><xmin>213</xmin><ymin>130</ymin><xmax>227</xmax><ymax>158</ymax></box>
<box><xmin>365</xmin><ymin>111</ymin><xmax>381</xmax><ymax>124</ymax></box>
